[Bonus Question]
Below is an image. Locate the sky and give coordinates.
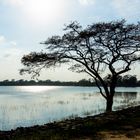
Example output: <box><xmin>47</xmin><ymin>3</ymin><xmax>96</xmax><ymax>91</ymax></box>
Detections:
<box><xmin>0</xmin><ymin>0</ymin><xmax>140</xmax><ymax>81</ymax></box>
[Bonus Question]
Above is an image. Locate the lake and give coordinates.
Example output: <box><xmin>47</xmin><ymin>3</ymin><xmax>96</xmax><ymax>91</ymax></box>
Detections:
<box><xmin>0</xmin><ymin>86</ymin><xmax>140</xmax><ymax>131</ymax></box>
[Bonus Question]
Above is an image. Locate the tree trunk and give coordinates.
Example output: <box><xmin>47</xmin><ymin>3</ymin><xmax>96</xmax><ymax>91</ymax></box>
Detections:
<box><xmin>106</xmin><ymin>96</ymin><xmax>113</xmax><ymax>112</ymax></box>
<box><xmin>106</xmin><ymin>76</ymin><xmax>116</xmax><ymax>112</ymax></box>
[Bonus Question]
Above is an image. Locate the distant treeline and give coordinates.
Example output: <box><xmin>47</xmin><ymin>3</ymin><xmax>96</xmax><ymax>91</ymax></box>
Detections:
<box><xmin>0</xmin><ymin>75</ymin><xmax>140</xmax><ymax>87</ymax></box>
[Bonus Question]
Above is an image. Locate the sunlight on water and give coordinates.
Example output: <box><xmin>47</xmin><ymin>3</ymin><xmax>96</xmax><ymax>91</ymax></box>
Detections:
<box><xmin>17</xmin><ymin>86</ymin><xmax>59</xmax><ymax>93</ymax></box>
<box><xmin>0</xmin><ymin>86</ymin><xmax>140</xmax><ymax>130</ymax></box>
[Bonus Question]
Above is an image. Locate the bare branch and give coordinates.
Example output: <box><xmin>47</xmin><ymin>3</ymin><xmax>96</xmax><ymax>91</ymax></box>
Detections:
<box><xmin>20</xmin><ymin>20</ymin><xmax>140</xmax><ymax>108</ymax></box>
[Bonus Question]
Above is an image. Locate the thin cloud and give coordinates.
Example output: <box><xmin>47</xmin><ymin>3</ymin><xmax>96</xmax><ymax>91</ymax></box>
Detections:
<box><xmin>78</xmin><ymin>0</ymin><xmax>95</xmax><ymax>6</ymax></box>
<box><xmin>0</xmin><ymin>37</ymin><xmax>19</xmax><ymax>60</ymax></box>
<box><xmin>3</xmin><ymin>54</ymin><xmax>11</xmax><ymax>58</ymax></box>
<box><xmin>1</xmin><ymin>0</ymin><xmax>24</xmax><ymax>6</ymax></box>
<box><xmin>10</xmin><ymin>41</ymin><xmax>17</xmax><ymax>46</ymax></box>
<box><xmin>0</xmin><ymin>36</ymin><xmax>6</xmax><ymax>45</ymax></box>
<box><xmin>0</xmin><ymin>35</ymin><xmax>17</xmax><ymax>49</ymax></box>
<box><xmin>1</xmin><ymin>47</ymin><xmax>24</xmax><ymax>61</ymax></box>
<box><xmin>112</xmin><ymin>0</ymin><xmax>140</xmax><ymax>20</ymax></box>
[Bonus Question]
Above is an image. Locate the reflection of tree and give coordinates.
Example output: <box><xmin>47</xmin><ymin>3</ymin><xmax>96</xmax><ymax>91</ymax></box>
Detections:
<box><xmin>114</xmin><ymin>92</ymin><xmax>140</xmax><ymax>110</ymax></box>
<box><xmin>115</xmin><ymin>92</ymin><xmax>137</xmax><ymax>99</ymax></box>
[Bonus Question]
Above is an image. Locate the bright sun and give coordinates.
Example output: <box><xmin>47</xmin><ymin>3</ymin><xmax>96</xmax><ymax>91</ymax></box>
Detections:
<box><xmin>22</xmin><ymin>0</ymin><xmax>65</xmax><ymax>25</ymax></box>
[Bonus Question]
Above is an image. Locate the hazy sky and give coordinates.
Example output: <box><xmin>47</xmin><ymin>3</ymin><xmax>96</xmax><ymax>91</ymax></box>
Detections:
<box><xmin>0</xmin><ymin>0</ymin><xmax>140</xmax><ymax>81</ymax></box>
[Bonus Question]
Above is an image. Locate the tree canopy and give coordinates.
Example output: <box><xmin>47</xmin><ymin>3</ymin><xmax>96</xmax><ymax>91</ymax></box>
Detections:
<box><xmin>21</xmin><ymin>20</ymin><xmax>140</xmax><ymax>111</ymax></box>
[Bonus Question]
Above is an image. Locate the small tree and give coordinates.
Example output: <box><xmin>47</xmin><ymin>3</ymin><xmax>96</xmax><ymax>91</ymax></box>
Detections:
<box><xmin>20</xmin><ymin>20</ymin><xmax>140</xmax><ymax>112</ymax></box>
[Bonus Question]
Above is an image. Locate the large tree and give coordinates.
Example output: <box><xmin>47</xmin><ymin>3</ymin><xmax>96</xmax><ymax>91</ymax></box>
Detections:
<box><xmin>20</xmin><ymin>20</ymin><xmax>140</xmax><ymax>112</ymax></box>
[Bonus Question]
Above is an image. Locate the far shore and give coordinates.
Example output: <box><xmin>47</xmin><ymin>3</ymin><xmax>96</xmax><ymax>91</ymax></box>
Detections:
<box><xmin>0</xmin><ymin>84</ymin><xmax>140</xmax><ymax>87</ymax></box>
<box><xmin>0</xmin><ymin>105</ymin><xmax>140</xmax><ymax>140</ymax></box>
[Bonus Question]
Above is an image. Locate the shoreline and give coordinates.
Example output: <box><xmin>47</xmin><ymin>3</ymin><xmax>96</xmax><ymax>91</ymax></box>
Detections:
<box><xmin>0</xmin><ymin>105</ymin><xmax>140</xmax><ymax>140</ymax></box>
<box><xmin>0</xmin><ymin>85</ymin><xmax>140</xmax><ymax>87</ymax></box>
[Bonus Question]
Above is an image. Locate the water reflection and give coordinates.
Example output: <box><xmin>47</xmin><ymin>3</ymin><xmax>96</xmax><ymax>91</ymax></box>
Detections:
<box><xmin>115</xmin><ymin>92</ymin><xmax>137</xmax><ymax>99</ymax></box>
<box><xmin>114</xmin><ymin>91</ymin><xmax>139</xmax><ymax>110</ymax></box>
<box><xmin>0</xmin><ymin>86</ymin><xmax>139</xmax><ymax>131</ymax></box>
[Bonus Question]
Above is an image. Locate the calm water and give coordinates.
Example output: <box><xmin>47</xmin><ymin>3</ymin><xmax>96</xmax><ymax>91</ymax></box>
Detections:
<box><xmin>0</xmin><ymin>86</ymin><xmax>140</xmax><ymax>131</ymax></box>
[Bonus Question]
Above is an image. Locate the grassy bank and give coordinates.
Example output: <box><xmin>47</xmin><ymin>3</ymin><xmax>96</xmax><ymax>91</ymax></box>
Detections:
<box><xmin>0</xmin><ymin>106</ymin><xmax>140</xmax><ymax>140</ymax></box>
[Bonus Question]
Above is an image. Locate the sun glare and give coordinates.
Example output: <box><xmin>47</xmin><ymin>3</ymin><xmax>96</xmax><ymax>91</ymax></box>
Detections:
<box><xmin>22</xmin><ymin>0</ymin><xmax>65</xmax><ymax>26</ymax></box>
<box><xmin>18</xmin><ymin>86</ymin><xmax>58</xmax><ymax>93</ymax></box>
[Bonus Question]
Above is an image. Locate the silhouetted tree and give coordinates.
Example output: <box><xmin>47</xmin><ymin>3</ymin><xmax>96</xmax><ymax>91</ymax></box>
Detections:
<box><xmin>20</xmin><ymin>20</ymin><xmax>140</xmax><ymax>112</ymax></box>
<box><xmin>122</xmin><ymin>75</ymin><xmax>137</xmax><ymax>87</ymax></box>
<box><xmin>78</xmin><ymin>79</ymin><xmax>93</xmax><ymax>86</ymax></box>
<box><xmin>116</xmin><ymin>75</ymin><xmax>123</xmax><ymax>86</ymax></box>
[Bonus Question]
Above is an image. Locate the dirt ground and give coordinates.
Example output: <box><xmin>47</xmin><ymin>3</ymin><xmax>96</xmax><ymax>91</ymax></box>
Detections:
<box><xmin>98</xmin><ymin>128</ymin><xmax>140</xmax><ymax>140</ymax></box>
<box><xmin>76</xmin><ymin>129</ymin><xmax>140</xmax><ymax>140</ymax></box>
